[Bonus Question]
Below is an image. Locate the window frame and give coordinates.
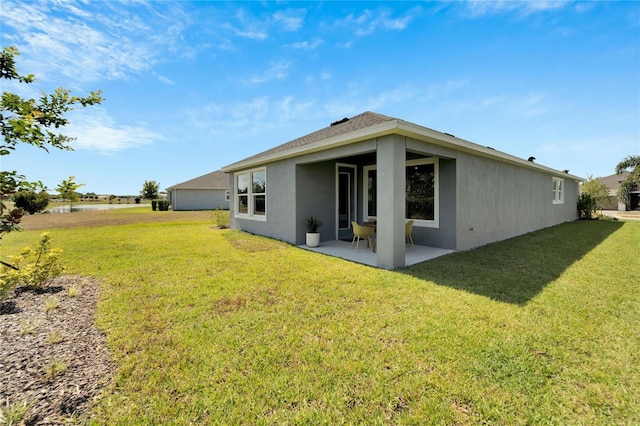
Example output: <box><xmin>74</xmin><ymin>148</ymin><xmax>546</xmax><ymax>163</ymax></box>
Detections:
<box><xmin>234</xmin><ymin>167</ymin><xmax>267</xmax><ymax>221</ymax></box>
<box><xmin>552</xmin><ymin>176</ymin><xmax>564</xmax><ymax>205</ymax></box>
<box><xmin>363</xmin><ymin>157</ymin><xmax>439</xmax><ymax>228</ymax></box>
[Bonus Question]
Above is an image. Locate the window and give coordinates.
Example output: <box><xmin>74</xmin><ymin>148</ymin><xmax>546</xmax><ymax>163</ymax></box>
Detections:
<box><xmin>225</xmin><ymin>190</ymin><xmax>230</xmax><ymax>202</ymax></box>
<box><xmin>552</xmin><ymin>177</ymin><xmax>564</xmax><ymax>204</ymax></box>
<box><xmin>235</xmin><ymin>168</ymin><xmax>266</xmax><ymax>220</ymax></box>
<box><xmin>363</xmin><ymin>158</ymin><xmax>439</xmax><ymax>227</ymax></box>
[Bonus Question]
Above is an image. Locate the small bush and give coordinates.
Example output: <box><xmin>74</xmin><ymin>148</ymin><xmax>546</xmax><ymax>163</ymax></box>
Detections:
<box><xmin>577</xmin><ymin>193</ymin><xmax>597</xmax><ymax>219</ymax></box>
<box><xmin>151</xmin><ymin>200</ymin><xmax>157</xmax><ymax>211</ymax></box>
<box><xmin>156</xmin><ymin>200</ymin><xmax>170</xmax><ymax>211</ymax></box>
<box><xmin>211</xmin><ymin>209</ymin><xmax>230</xmax><ymax>229</ymax></box>
<box><xmin>134</xmin><ymin>197</ymin><xmax>141</xmax><ymax>204</ymax></box>
<box><xmin>0</xmin><ymin>232</ymin><xmax>64</xmax><ymax>299</ymax></box>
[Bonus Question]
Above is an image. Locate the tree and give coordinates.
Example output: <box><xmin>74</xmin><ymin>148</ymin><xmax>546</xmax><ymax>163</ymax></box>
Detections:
<box><xmin>580</xmin><ymin>175</ymin><xmax>610</xmax><ymax>212</ymax></box>
<box><xmin>615</xmin><ymin>155</ymin><xmax>640</xmax><ymax>209</ymax></box>
<box><xmin>14</xmin><ymin>189</ymin><xmax>50</xmax><ymax>215</ymax></box>
<box><xmin>140</xmin><ymin>180</ymin><xmax>160</xmax><ymax>200</ymax></box>
<box><xmin>0</xmin><ymin>46</ymin><xmax>102</xmax><ymax>236</ymax></box>
<box><xmin>56</xmin><ymin>176</ymin><xmax>84</xmax><ymax>212</ymax></box>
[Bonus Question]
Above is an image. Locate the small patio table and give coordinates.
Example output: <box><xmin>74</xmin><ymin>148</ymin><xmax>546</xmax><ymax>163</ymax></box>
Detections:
<box><xmin>364</xmin><ymin>221</ymin><xmax>377</xmax><ymax>253</ymax></box>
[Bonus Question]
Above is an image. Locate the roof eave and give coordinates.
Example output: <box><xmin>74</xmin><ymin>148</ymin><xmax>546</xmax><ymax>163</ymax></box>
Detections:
<box><xmin>222</xmin><ymin>118</ymin><xmax>584</xmax><ymax>182</ymax></box>
<box><xmin>221</xmin><ymin>119</ymin><xmax>400</xmax><ymax>172</ymax></box>
<box><xmin>395</xmin><ymin>120</ymin><xmax>585</xmax><ymax>182</ymax></box>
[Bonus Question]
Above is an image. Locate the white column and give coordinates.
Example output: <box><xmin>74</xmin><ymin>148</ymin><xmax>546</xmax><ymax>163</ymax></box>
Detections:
<box><xmin>376</xmin><ymin>135</ymin><xmax>406</xmax><ymax>269</ymax></box>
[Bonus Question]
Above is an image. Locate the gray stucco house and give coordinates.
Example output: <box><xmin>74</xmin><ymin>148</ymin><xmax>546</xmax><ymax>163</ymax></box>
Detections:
<box><xmin>221</xmin><ymin>111</ymin><xmax>582</xmax><ymax>269</ymax></box>
<box><xmin>167</xmin><ymin>170</ymin><xmax>230</xmax><ymax>211</ymax></box>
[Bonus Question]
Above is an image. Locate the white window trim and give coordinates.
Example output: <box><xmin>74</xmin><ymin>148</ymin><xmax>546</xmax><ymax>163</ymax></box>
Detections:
<box><xmin>363</xmin><ymin>158</ymin><xmax>439</xmax><ymax>228</ymax></box>
<box><xmin>234</xmin><ymin>167</ymin><xmax>267</xmax><ymax>222</ymax></box>
<box><xmin>552</xmin><ymin>177</ymin><xmax>564</xmax><ymax>205</ymax></box>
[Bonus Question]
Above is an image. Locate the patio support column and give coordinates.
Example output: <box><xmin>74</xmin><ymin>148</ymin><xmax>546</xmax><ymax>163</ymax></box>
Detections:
<box><xmin>376</xmin><ymin>134</ymin><xmax>406</xmax><ymax>269</ymax></box>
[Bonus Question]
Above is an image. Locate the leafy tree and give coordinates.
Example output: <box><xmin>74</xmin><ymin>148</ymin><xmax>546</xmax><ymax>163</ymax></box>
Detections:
<box><xmin>615</xmin><ymin>155</ymin><xmax>640</xmax><ymax>209</ymax></box>
<box><xmin>0</xmin><ymin>46</ymin><xmax>102</xmax><ymax>236</ymax></box>
<box><xmin>14</xmin><ymin>189</ymin><xmax>50</xmax><ymax>215</ymax></box>
<box><xmin>580</xmin><ymin>175</ymin><xmax>610</xmax><ymax>212</ymax></box>
<box><xmin>141</xmin><ymin>180</ymin><xmax>160</xmax><ymax>200</ymax></box>
<box><xmin>56</xmin><ymin>176</ymin><xmax>84</xmax><ymax>212</ymax></box>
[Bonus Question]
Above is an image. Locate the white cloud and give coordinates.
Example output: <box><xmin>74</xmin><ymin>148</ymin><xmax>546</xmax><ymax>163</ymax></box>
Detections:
<box><xmin>464</xmin><ymin>0</ymin><xmax>571</xmax><ymax>17</ymax></box>
<box><xmin>244</xmin><ymin>62</ymin><xmax>290</xmax><ymax>84</ymax></box>
<box><xmin>290</xmin><ymin>39</ymin><xmax>324</xmax><ymax>50</ymax></box>
<box><xmin>341</xmin><ymin>7</ymin><xmax>420</xmax><ymax>36</ymax></box>
<box><xmin>273</xmin><ymin>10</ymin><xmax>306</xmax><ymax>31</ymax></box>
<box><xmin>65</xmin><ymin>107</ymin><xmax>161</xmax><ymax>153</ymax></box>
<box><xmin>1</xmin><ymin>1</ymin><xmax>188</xmax><ymax>84</ymax></box>
<box><xmin>188</xmin><ymin>96</ymin><xmax>315</xmax><ymax>138</ymax></box>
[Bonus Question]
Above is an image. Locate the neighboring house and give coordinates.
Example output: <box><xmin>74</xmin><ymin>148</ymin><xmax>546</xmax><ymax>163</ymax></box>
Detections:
<box><xmin>595</xmin><ymin>172</ymin><xmax>629</xmax><ymax>211</ymax></box>
<box><xmin>221</xmin><ymin>111</ymin><xmax>582</xmax><ymax>269</ymax></box>
<box><xmin>166</xmin><ymin>170</ymin><xmax>230</xmax><ymax>211</ymax></box>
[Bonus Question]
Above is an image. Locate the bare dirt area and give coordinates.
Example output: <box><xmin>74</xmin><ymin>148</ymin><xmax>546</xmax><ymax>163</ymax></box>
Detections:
<box><xmin>0</xmin><ymin>276</ymin><xmax>114</xmax><ymax>425</ymax></box>
<box><xmin>19</xmin><ymin>209</ymin><xmax>212</xmax><ymax>231</ymax></box>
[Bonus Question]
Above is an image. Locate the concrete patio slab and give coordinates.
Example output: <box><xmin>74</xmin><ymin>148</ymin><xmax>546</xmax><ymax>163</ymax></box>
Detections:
<box><xmin>298</xmin><ymin>240</ymin><xmax>455</xmax><ymax>268</ymax></box>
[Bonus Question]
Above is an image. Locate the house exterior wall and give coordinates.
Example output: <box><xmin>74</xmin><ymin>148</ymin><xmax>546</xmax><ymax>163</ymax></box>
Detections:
<box><xmin>227</xmin><ymin>134</ymin><xmax>579</xmax><ymax>255</ymax></box>
<box><xmin>230</xmin><ymin>160</ymin><xmax>297</xmax><ymax>243</ymax></box>
<box><xmin>455</xmin><ymin>153</ymin><xmax>579</xmax><ymax>251</ymax></box>
<box><xmin>229</xmin><ymin>140</ymin><xmax>377</xmax><ymax>245</ymax></box>
<box><xmin>169</xmin><ymin>189</ymin><xmax>229</xmax><ymax>211</ymax></box>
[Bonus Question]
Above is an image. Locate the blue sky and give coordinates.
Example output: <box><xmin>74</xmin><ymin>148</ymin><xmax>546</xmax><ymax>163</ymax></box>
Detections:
<box><xmin>2</xmin><ymin>0</ymin><xmax>639</xmax><ymax>195</ymax></box>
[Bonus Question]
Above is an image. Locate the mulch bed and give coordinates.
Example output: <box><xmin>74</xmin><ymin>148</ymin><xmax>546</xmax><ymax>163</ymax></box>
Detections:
<box><xmin>0</xmin><ymin>276</ymin><xmax>114</xmax><ymax>425</ymax></box>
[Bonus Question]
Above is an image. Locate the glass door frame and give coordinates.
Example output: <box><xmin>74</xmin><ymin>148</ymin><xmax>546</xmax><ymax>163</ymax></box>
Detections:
<box><xmin>335</xmin><ymin>163</ymin><xmax>357</xmax><ymax>240</ymax></box>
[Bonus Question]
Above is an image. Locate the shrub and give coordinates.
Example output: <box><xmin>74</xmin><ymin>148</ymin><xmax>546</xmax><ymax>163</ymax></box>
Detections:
<box><xmin>14</xmin><ymin>190</ymin><xmax>50</xmax><ymax>214</ymax></box>
<box><xmin>134</xmin><ymin>197</ymin><xmax>141</xmax><ymax>204</ymax></box>
<box><xmin>151</xmin><ymin>200</ymin><xmax>157</xmax><ymax>211</ymax></box>
<box><xmin>577</xmin><ymin>193</ymin><xmax>598</xmax><ymax>219</ymax></box>
<box><xmin>211</xmin><ymin>209</ymin><xmax>230</xmax><ymax>229</ymax></box>
<box><xmin>0</xmin><ymin>232</ymin><xmax>64</xmax><ymax>299</ymax></box>
<box><xmin>156</xmin><ymin>200</ymin><xmax>170</xmax><ymax>211</ymax></box>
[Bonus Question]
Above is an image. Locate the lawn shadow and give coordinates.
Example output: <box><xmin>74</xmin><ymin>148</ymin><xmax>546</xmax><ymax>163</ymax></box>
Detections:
<box><xmin>401</xmin><ymin>221</ymin><xmax>624</xmax><ymax>305</ymax></box>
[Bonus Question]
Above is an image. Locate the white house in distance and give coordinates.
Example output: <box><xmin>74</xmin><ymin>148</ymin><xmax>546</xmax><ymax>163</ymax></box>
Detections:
<box><xmin>166</xmin><ymin>170</ymin><xmax>230</xmax><ymax>211</ymax></box>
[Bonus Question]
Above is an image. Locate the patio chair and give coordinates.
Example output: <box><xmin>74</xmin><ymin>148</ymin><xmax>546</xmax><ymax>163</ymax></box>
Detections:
<box><xmin>405</xmin><ymin>220</ymin><xmax>415</xmax><ymax>249</ymax></box>
<box><xmin>351</xmin><ymin>221</ymin><xmax>373</xmax><ymax>252</ymax></box>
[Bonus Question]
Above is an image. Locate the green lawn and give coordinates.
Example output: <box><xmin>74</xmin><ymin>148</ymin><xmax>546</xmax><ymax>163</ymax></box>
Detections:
<box><xmin>3</xmin><ymin>217</ymin><xmax>639</xmax><ymax>424</ymax></box>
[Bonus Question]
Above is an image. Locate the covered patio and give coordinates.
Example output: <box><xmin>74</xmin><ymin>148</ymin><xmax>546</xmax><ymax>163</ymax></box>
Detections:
<box><xmin>298</xmin><ymin>240</ymin><xmax>454</xmax><ymax>268</ymax></box>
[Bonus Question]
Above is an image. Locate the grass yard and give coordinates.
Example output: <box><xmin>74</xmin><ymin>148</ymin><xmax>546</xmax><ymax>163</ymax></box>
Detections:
<box><xmin>2</xmin><ymin>212</ymin><xmax>639</xmax><ymax>424</ymax></box>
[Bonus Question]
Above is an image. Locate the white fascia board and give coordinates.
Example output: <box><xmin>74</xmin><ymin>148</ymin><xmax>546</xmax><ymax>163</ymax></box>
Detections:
<box><xmin>395</xmin><ymin>120</ymin><xmax>585</xmax><ymax>182</ymax></box>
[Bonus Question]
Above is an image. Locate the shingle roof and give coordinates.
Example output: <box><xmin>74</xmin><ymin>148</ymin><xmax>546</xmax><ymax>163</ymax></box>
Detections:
<box><xmin>167</xmin><ymin>170</ymin><xmax>229</xmax><ymax>190</ymax></box>
<box><xmin>236</xmin><ymin>111</ymin><xmax>396</xmax><ymax>164</ymax></box>
<box><xmin>597</xmin><ymin>172</ymin><xmax>630</xmax><ymax>190</ymax></box>
<box><xmin>222</xmin><ymin>110</ymin><xmax>584</xmax><ymax>182</ymax></box>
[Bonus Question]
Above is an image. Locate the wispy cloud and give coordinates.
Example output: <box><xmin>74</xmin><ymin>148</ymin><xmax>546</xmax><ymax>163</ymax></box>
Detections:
<box><xmin>1</xmin><ymin>1</ymin><xmax>189</xmax><ymax>84</ymax></box>
<box><xmin>464</xmin><ymin>0</ymin><xmax>571</xmax><ymax>17</ymax></box>
<box><xmin>340</xmin><ymin>7</ymin><xmax>420</xmax><ymax>36</ymax></box>
<box><xmin>323</xmin><ymin>84</ymin><xmax>419</xmax><ymax>117</ymax></box>
<box><xmin>243</xmin><ymin>62</ymin><xmax>290</xmax><ymax>84</ymax></box>
<box><xmin>289</xmin><ymin>39</ymin><xmax>324</xmax><ymax>50</ymax></box>
<box><xmin>188</xmin><ymin>96</ymin><xmax>314</xmax><ymax>138</ymax></box>
<box><xmin>273</xmin><ymin>9</ymin><xmax>306</xmax><ymax>31</ymax></box>
<box><xmin>66</xmin><ymin>108</ymin><xmax>161</xmax><ymax>153</ymax></box>
<box><xmin>223</xmin><ymin>9</ymin><xmax>268</xmax><ymax>40</ymax></box>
